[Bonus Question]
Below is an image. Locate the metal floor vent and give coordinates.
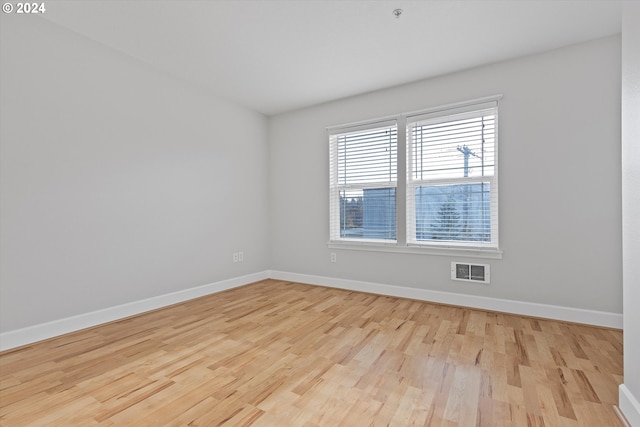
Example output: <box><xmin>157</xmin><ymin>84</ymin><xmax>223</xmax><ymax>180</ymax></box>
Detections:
<box><xmin>451</xmin><ymin>262</ymin><xmax>490</xmax><ymax>284</ymax></box>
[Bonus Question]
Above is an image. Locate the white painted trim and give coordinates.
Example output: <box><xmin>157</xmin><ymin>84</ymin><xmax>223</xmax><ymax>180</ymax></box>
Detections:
<box><xmin>0</xmin><ymin>271</ymin><xmax>269</xmax><ymax>352</ymax></box>
<box><xmin>327</xmin><ymin>241</ymin><xmax>503</xmax><ymax>259</ymax></box>
<box><xmin>1</xmin><ymin>269</ymin><xmax>622</xmax><ymax>352</ymax></box>
<box><xmin>403</xmin><ymin>94</ymin><xmax>503</xmax><ymax>119</ymax></box>
<box><xmin>268</xmin><ymin>270</ymin><xmax>623</xmax><ymax>329</ymax></box>
<box><xmin>620</xmin><ymin>384</ymin><xmax>640</xmax><ymax>427</ymax></box>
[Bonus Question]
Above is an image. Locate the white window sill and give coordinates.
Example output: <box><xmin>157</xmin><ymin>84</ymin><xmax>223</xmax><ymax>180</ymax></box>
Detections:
<box><xmin>327</xmin><ymin>240</ymin><xmax>503</xmax><ymax>259</ymax></box>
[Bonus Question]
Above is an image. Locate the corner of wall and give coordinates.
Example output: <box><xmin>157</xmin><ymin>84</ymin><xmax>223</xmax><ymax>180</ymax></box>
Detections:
<box><xmin>619</xmin><ymin>384</ymin><xmax>640</xmax><ymax>427</ymax></box>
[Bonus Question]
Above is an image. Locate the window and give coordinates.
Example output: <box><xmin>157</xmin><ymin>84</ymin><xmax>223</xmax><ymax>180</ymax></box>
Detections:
<box><xmin>329</xmin><ymin>120</ymin><xmax>398</xmax><ymax>242</ymax></box>
<box><xmin>329</xmin><ymin>96</ymin><xmax>500</xmax><ymax>256</ymax></box>
<box><xmin>407</xmin><ymin>103</ymin><xmax>498</xmax><ymax>248</ymax></box>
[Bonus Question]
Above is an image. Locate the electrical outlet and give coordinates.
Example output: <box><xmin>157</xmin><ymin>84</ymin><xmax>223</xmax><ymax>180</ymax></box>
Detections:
<box><xmin>233</xmin><ymin>252</ymin><xmax>239</xmax><ymax>263</ymax></box>
<box><xmin>330</xmin><ymin>252</ymin><xmax>337</xmax><ymax>263</ymax></box>
<box><xmin>238</xmin><ymin>251</ymin><xmax>244</xmax><ymax>262</ymax></box>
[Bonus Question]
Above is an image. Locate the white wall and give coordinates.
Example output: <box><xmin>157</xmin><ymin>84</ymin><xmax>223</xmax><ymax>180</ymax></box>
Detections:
<box><xmin>0</xmin><ymin>15</ymin><xmax>624</xmax><ymax>350</ymax></box>
<box><xmin>0</xmin><ymin>16</ymin><xmax>269</xmax><ymax>333</ymax></box>
<box><xmin>269</xmin><ymin>36</ymin><xmax>622</xmax><ymax>315</ymax></box>
<box><xmin>620</xmin><ymin>3</ymin><xmax>640</xmax><ymax>425</ymax></box>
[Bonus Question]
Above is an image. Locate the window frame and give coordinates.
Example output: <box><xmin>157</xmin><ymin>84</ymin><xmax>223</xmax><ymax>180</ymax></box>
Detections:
<box><xmin>406</xmin><ymin>102</ymin><xmax>499</xmax><ymax>249</ymax></box>
<box><xmin>328</xmin><ymin>96</ymin><xmax>503</xmax><ymax>259</ymax></box>
<box><xmin>328</xmin><ymin>118</ymin><xmax>399</xmax><ymax>244</ymax></box>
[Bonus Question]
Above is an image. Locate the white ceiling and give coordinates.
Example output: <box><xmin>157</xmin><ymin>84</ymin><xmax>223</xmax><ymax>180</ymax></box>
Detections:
<box><xmin>41</xmin><ymin>0</ymin><xmax>623</xmax><ymax>116</ymax></box>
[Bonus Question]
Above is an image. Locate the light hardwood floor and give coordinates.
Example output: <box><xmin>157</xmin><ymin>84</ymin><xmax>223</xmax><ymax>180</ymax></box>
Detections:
<box><xmin>0</xmin><ymin>279</ymin><xmax>624</xmax><ymax>426</ymax></box>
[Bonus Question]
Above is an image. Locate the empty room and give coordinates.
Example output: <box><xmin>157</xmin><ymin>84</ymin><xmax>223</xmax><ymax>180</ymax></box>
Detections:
<box><xmin>1</xmin><ymin>1</ymin><xmax>639</xmax><ymax>426</ymax></box>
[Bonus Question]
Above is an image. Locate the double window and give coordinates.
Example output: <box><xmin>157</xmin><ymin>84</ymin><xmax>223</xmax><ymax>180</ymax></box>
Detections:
<box><xmin>329</xmin><ymin>97</ymin><xmax>500</xmax><ymax>254</ymax></box>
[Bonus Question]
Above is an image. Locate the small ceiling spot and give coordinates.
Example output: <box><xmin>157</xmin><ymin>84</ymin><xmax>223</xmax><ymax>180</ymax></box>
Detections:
<box><xmin>393</xmin><ymin>8</ymin><xmax>403</xmax><ymax>19</ymax></box>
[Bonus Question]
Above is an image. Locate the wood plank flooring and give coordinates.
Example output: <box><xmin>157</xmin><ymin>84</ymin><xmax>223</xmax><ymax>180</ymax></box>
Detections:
<box><xmin>0</xmin><ymin>279</ymin><xmax>624</xmax><ymax>426</ymax></box>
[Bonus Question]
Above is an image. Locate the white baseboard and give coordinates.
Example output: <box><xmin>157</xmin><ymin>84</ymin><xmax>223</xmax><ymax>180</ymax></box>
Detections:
<box><xmin>268</xmin><ymin>270</ymin><xmax>623</xmax><ymax>329</ymax></box>
<box><xmin>620</xmin><ymin>384</ymin><xmax>640</xmax><ymax>427</ymax></box>
<box><xmin>0</xmin><ymin>271</ymin><xmax>269</xmax><ymax>352</ymax></box>
<box><xmin>1</xmin><ymin>269</ymin><xmax>622</xmax><ymax>352</ymax></box>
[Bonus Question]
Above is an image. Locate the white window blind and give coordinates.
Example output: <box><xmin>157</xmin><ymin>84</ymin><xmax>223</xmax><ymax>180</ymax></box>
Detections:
<box><xmin>329</xmin><ymin>121</ymin><xmax>397</xmax><ymax>241</ymax></box>
<box><xmin>406</xmin><ymin>104</ymin><xmax>498</xmax><ymax>247</ymax></box>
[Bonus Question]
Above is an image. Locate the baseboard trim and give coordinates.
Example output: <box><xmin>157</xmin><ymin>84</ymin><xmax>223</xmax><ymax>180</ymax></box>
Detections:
<box><xmin>268</xmin><ymin>270</ymin><xmax>623</xmax><ymax>329</ymax></box>
<box><xmin>0</xmin><ymin>271</ymin><xmax>269</xmax><ymax>352</ymax></box>
<box><xmin>1</xmin><ymin>269</ymin><xmax>622</xmax><ymax>352</ymax></box>
<box><xmin>620</xmin><ymin>384</ymin><xmax>640</xmax><ymax>427</ymax></box>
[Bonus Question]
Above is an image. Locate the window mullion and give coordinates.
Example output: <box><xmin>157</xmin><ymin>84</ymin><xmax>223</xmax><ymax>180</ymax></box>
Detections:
<box><xmin>396</xmin><ymin>116</ymin><xmax>407</xmax><ymax>246</ymax></box>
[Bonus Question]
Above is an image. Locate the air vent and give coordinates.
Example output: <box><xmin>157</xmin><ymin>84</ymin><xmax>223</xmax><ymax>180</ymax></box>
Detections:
<box><xmin>451</xmin><ymin>262</ymin><xmax>490</xmax><ymax>284</ymax></box>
